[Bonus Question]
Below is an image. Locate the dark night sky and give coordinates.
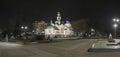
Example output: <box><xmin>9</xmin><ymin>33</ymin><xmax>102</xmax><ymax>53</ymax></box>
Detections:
<box><xmin>1</xmin><ymin>0</ymin><xmax>120</xmax><ymax>32</ymax></box>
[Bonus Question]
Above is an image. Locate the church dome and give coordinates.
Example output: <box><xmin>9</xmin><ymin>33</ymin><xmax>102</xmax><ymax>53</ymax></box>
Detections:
<box><xmin>65</xmin><ymin>20</ymin><xmax>70</xmax><ymax>24</ymax></box>
<box><xmin>65</xmin><ymin>20</ymin><xmax>71</xmax><ymax>27</ymax></box>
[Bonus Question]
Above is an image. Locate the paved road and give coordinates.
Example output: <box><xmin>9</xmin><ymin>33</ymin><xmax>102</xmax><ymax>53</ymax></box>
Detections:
<box><xmin>0</xmin><ymin>39</ymin><xmax>120</xmax><ymax>57</ymax></box>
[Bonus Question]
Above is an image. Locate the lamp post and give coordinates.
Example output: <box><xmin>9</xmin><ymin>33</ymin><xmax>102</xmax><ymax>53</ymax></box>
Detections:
<box><xmin>21</xmin><ymin>26</ymin><xmax>28</xmax><ymax>36</ymax></box>
<box><xmin>113</xmin><ymin>18</ymin><xmax>119</xmax><ymax>38</ymax></box>
<box><xmin>113</xmin><ymin>24</ymin><xmax>118</xmax><ymax>38</ymax></box>
<box><xmin>113</xmin><ymin>18</ymin><xmax>119</xmax><ymax>22</ymax></box>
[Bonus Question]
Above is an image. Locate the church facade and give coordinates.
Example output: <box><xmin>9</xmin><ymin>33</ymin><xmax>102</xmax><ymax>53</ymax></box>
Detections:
<box><xmin>45</xmin><ymin>12</ymin><xmax>74</xmax><ymax>38</ymax></box>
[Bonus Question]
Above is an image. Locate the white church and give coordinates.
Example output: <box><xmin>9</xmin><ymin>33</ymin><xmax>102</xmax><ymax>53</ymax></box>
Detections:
<box><xmin>45</xmin><ymin>12</ymin><xmax>74</xmax><ymax>38</ymax></box>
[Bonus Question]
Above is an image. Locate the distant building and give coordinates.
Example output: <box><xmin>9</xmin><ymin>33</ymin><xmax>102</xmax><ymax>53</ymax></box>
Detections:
<box><xmin>45</xmin><ymin>12</ymin><xmax>74</xmax><ymax>38</ymax></box>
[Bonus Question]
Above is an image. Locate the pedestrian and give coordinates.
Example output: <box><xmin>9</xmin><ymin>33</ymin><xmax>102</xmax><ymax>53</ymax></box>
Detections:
<box><xmin>109</xmin><ymin>33</ymin><xmax>112</xmax><ymax>39</ymax></box>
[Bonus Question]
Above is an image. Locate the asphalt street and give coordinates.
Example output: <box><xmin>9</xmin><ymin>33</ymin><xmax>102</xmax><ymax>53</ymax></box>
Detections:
<box><xmin>0</xmin><ymin>39</ymin><xmax>120</xmax><ymax>57</ymax></box>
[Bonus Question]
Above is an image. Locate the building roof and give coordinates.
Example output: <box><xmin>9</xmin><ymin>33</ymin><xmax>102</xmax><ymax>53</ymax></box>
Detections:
<box><xmin>46</xmin><ymin>25</ymin><xmax>58</xmax><ymax>30</ymax></box>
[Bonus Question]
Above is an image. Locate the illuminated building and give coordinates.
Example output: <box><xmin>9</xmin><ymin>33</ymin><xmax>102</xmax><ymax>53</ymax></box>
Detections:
<box><xmin>45</xmin><ymin>12</ymin><xmax>74</xmax><ymax>38</ymax></box>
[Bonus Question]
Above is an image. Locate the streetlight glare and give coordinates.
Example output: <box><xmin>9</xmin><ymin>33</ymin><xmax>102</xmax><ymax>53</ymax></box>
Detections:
<box><xmin>113</xmin><ymin>19</ymin><xmax>116</xmax><ymax>21</ymax></box>
<box><xmin>113</xmin><ymin>18</ymin><xmax>119</xmax><ymax>22</ymax></box>
<box><xmin>21</xmin><ymin>26</ymin><xmax>24</xmax><ymax>29</ymax></box>
<box><xmin>25</xmin><ymin>26</ymin><xmax>28</xmax><ymax>29</ymax></box>
<box><xmin>116</xmin><ymin>19</ymin><xmax>119</xmax><ymax>22</ymax></box>
<box><xmin>113</xmin><ymin>24</ymin><xmax>118</xmax><ymax>28</ymax></box>
<box><xmin>113</xmin><ymin>18</ymin><xmax>119</xmax><ymax>38</ymax></box>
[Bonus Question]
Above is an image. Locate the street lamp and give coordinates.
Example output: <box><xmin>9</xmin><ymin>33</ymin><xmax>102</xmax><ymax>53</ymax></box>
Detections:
<box><xmin>21</xmin><ymin>26</ymin><xmax>28</xmax><ymax>36</ymax></box>
<box><xmin>25</xmin><ymin>26</ymin><xmax>28</xmax><ymax>30</ymax></box>
<box><xmin>21</xmin><ymin>26</ymin><xmax>28</xmax><ymax>30</ymax></box>
<box><xmin>21</xmin><ymin>26</ymin><xmax>24</xmax><ymax>29</ymax></box>
<box><xmin>113</xmin><ymin>18</ymin><xmax>119</xmax><ymax>38</ymax></box>
<box><xmin>113</xmin><ymin>23</ymin><xmax>118</xmax><ymax>38</ymax></box>
<box><xmin>113</xmin><ymin>18</ymin><xmax>116</xmax><ymax>22</ymax></box>
<box><xmin>113</xmin><ymin>18</ymin><xmax>119</xmax><ymax>22</ymax></box>
<box><xmin>116</xmin><ymin>19</ymin><xmax>120</xmax><ymax>22</ymax></box>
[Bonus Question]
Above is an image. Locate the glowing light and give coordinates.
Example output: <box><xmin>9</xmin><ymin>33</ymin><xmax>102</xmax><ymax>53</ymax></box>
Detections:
<box><xmin>21</xmin><ymin>26</ymin><xmax>24</xmax><ymax>29</ymax></box>
<box><xmin>113</xmin><ymin>18</ymin><xmax>116</xmax><ymax>21</ymax></box>
<box><xmin>113</xmin><ymin>23</ymin><xmax>118</xmax><ymax>28</ymax></box>
<box><xmin>91</xmin><ymin>28</ymin><xmax>95</xmax><ymax>32</ymax></box>
<box><xmin>113</xmin><ymin>18</ymin><xmax>119</xmax><ymax>22</ymax></box>
<box><xmin>25</xmin><ymin>26</ymin><xmax>28</xmax><ymax>29</ymax></box>
<box><xmin>116</xmin><ymin>19</ymin><xmax>119</xmax><ymax>22</ymax></box>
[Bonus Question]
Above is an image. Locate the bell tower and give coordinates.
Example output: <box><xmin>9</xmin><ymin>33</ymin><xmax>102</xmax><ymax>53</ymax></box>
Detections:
<box><xmin>57</xmin><ymin>12</ymin><xmax>61</xmax><ymax>24</ymax></box>
<box><xmin>57</xmin><ymin>12</ymin><xmax>61</xmax><ymax>21</ymax></box>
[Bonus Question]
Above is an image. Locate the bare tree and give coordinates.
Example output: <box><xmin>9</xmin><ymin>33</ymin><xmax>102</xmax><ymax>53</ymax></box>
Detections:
<box><xmin>72</xmin><ymin>19</ymin><xmax>89</xmax><ymax>33</ymax></box>
<box><xmin>33</xmin><ymin>20</ymin><xmax>47</xmax><ymax>34</ymax></box>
